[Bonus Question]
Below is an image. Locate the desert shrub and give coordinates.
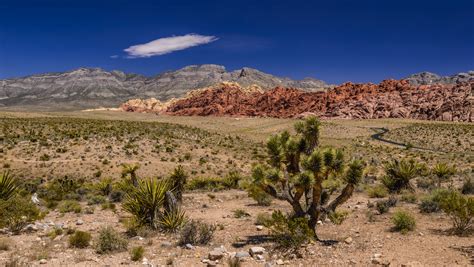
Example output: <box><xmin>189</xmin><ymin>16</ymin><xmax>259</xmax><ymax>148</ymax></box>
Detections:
<box><xmin>376</xmin><ymin>196</ymin><xmax>397</xmax><ymax>214</ymax></box>
<box><xmin>266</xmin><ymin>211</ymin><xmax>314</xmax><ymax>250</ymax></box>
<box><xmin>418</xmin><ymin>189</ymin><xmax>450</xmax><ymax>213</ymax></box>
<box><xmin>0</xmin><ymin>237</ymin><xmax>10</xmax><ymax>251</ymax></box>
<box><xmin>233</xmin><ymin>209</ymin><xmax>251</xmax><ymax>218</ymax></box>
<box><xmin>95</xmin><ymin>227</ymin><xmax>128</xmax><ymax>254</ymax></box>
<box><xmin>178</xmin><ymin>220</ymin><xmax>216</xmax><ymax>246</ymax></box>
<box><xmin>328</xmin><ymin>210</ymin><xmax>349</xmax><ymax>225</ymax></box>
<box><xmin>222</xmin><ymin>171</ymin><xmax>242</xmax><ymax>189</ymax></box>
<box><xmin>439</xmin><ymin>190</ymin><xmax>473</xmax><ymax>235</ymax></box>
<box><xmin>382</xmin><ymin>159</ymin><xmax>425</xmax><ymax>192</ymax></box>
<box><xmin>69</xmin><ymin>231</ymin><xmax>92</xmax><ymax>248</ymax></box>
<box><xmin>123</xmin><ymin>178</ymin><xmax>170</xmax><ymax>229</ymax></box>
<box><xmin>121</xmin><ymin>163</ymin><xmax>140</xmax><ymax>187</ymax></box>
<box><xmin>130</xmin><ymin>246</ymin><xmax>145</xmax><ymax>261</ymax></box>
<box><xmin>392</xmin><ymin>210</ymin><xmax>416</xmax><ymax>234</ymax></box>
<box><xmin>247</xmin><ymin>184</ymin><xmax>272</xmax><ymax>206</ymax></box>
<box><xmin>461</xmin><ymin>177</ymin><xmax>474</xmax><ymax>195</ymax></box>
<box><xmin>87</xmin><ymin>195</ymin><xmax>107</xmax><ymax>205</ymax></box>
<box><xmin>416</xmin><ymin>177</ymin><xmax>435</xmax><ymax>190</ymax></box>
<box><xmin>367</xmin><ymin>185</ymin><xmax>388</xmax><ymax>198</ymax></box>
<box><xmin>255</xmin><ymin>213</ymin><xmax>272</xmax><ymax>226</ymax></box>
<box><xmin>400</xmin><ymin>191</ymin><xmax>417</xmax><ymax>203</ymax></box>
<box><xmin>42</xmin><ymin>176</ymin><xmax>84</xmax><ymax>202</ymax></box>
<box><xmin>186</xmin><ymin>177</ymin><xmax>220</xmax><ymax>191</ymax></box>
<box><xmin>48</xmin><ymin>227</ymin><xmax>63</xmax><ymax>239</ymax></box>
<box><xmin>58</xmin><ymin>200</ymin><xmax>82</xmax><ymax>213</ymax></box>
<box><xmin>108</xmin><ymin>190</ymin><xmax>124</xmax><ymax>202</ymax></box>
<box><xmin>95</xmin><ymin>178</ymin><xmax>113</xmax><ymax>196</ymax></box>
<box><xmin>159</xmin><ymin>208</ymin><xmax>187</xmax><ymax>233</ymax></box>
<box><xmin>0</xmin><ymin>195</ymin><xmax>43</xmax><ymax>234</ymax></box>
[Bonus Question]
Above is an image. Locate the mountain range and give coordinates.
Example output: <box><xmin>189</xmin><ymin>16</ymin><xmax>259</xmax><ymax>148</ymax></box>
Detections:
<box><xmin>0</xmin><ymin>65</ymin><xmax>472</xmax><ymax>110</ymax></box>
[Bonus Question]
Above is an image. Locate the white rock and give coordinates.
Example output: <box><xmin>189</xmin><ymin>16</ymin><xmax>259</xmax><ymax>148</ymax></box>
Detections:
<box><xmin>249</xmin><ymin>246</ymin><xmax>266</xmax><ymax>256</ymax></box>
<box><xmin>39</xmin><ymin>259</ymin><xmax>47</xmax><ymax>264</ymax></box>
<box><xmin>256</xmin><ymin>225</ymin><xmax>264</xmax><ymax>231</ymax></box>
<box><xmin>276</xmin><ymin>259</ymin><xmax>284</xmax><ymax>265</ymax></box>
<box><xmin>344</xmin><ymin>237</ymin><xmax>353</xmax><ymax>244</ymax></box>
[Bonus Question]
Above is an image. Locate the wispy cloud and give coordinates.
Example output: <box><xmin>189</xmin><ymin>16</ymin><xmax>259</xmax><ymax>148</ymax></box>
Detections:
<box><xmin>110</xmin><ymin>55</ymin><xmax>119</xmax><ymax>59</ymax></box>
<box><xmin>124</xmin><ymin>34</ymin><xmax>218</xmax><ymax>58</ymax></box>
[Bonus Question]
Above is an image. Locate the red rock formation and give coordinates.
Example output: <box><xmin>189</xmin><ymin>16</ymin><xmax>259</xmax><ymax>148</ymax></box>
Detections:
<box><xmin>121</xmin><ymin>80</ymin><xmax>474</xmax><ymax>122</ymax></box>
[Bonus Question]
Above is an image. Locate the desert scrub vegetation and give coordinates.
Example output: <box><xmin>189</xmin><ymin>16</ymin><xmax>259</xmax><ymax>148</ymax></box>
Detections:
<box><xmin>438</xmin><ymin>190</ymin><xmax>473</xmax><ymax>235</ymax></box>
<box><xmin>95</xmin><ymin>227</ymin><xmax>128</xmax><ymax>254</ymax></box>
<box><xmin>250</xmin><ymin>116</ymin><xmax>365</xmax><ymax>240</ymax></box>
<box><xmin>69</xmin><ymin>230</ymin><xmax>92</xmax><ymax>248</ymax></box>
<box><xmin>130</xmin><ymin>246</ymin><xmax>145</xmax><ymax>261</ymax></box>
<box><xmin>392</xmin><ymin>210</ymin><xmax>416</xmax><ymax>234</ymax></box>
<box><xmin>382</xmin><ymin>159</ymin><xmax>426</xmax><ymax>192</ymax></box>
<box><xmin>0</xmin><ymin>116</ymin><xmax>262</xmax><ymax>178</ymax></box>
<box><xmin>178</xmin><ymin>220</ymin><xmax>216</xmax><ymax>246</ymax></box>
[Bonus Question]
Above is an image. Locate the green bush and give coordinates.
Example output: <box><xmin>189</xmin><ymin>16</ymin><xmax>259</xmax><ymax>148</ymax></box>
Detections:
<box><xmin>392</xmin><ymin>210</ymin><xmax>416</xmax><ymax>234</ymax></box>
<box><xmin>87</xmin><ymin>195</ymin><xmax>107</xmax><ymax>205</ymax></box>
<box><xmin>376</xmin><ymin>196</ymin><xmax>397</xmax><ymax>214</ymax></box>
<box><xmin>247</xmin><ymin>184</ymin><xmax>272</xmax><ymax>206</ymax></box>
<box><xmin>367</xmin><ymin>185</ymin><xmax>388</xmax><ymax>198</ymax></box>
<box><xmin>328</xmin><ymin>210</ymin><xmax>349</xmax><ymax>225</ymax></box>
<box><xmin>400</xmin><ymin>191</ymin><xmax>417</xmax><ymax>203</ymax></box>
<box><xmin>266</xmin><ymin>211</ymin><xmax>314</xmax><ymax>250</ymax></box>
<box><xmin>95</xmin><ymin>227</ymin><xmax>128</xmax><ymax>254</ymax></box>
<box><xmin>461</xmin><ymin>178</ymin><xmax>474</xmax><ymax>195</ymax></box>
<box><xmin>0</xmin><ymin>195</ymin><xmax>43</xmax><ymax>234</ymax></box>
<box><xmin>255</xmin><ymin>213</ymin><xmax>272</xmax><ymax>226</ymax></box>
<box><xmin>178</xmin><ymin>220</ymin><xmax>216</xmax><ymax>246</ymax></box>
<box><xmin>233</xmin><ymin>209</ymin><xmax>251</xmax><ymax>218</ymax></box>
<box><xmin>69</xmin><ymin>231</ymin><xmax>92</xmax><ymax>248</ymax></box>
<box><xmin>168</xmin><ymin>165</ymin><xmax>188</xmax><ymax>202</ymax></box>
<box><xmin>130</xmin><ymin>246</ymin><xmax>145</xmax><ymax>261</ymax></box>
<box><xmin>58</xmin><ymin>200</ymin><xmax>82</xmax><ymax>213</ymax></box>
<box><xmin>418</xmin><ymin>189</ymin><xmax>450</xmax><ymax>213</ymax></box>
<box><xmin>439</xmin><ymin>191</ymin><xmax>473</xmax><ymax>235</ymax></box>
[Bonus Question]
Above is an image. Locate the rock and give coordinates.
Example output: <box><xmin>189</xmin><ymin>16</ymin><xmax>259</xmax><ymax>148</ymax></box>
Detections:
<box><xmin>24</xmin><ymin>224</ymin><xmax>38</xmax><ymax>232</ymax></box>
<box><xmin>39</xmin><ymin>259</ymin><xmax>47</xmax><ymax>264</ymax></box>
<box><xmin>185</xmin><ymin>244</ymin><xmax>195</xmax><ymax>250</ymax></box>
<box><xmin>264</xmin><ymin>263</ymin><xmax>273</xmax><ymax>267</ymax></box>
<box><xmin>276</xmin><ymin>259</ymin><xmax>284</xmax><ymax>265</ymax></box>
<box><xmin>207</xmin><ymin>261</ymin><xmax>217</xmax><ymax>267</ymax></box>
<box><xmin>317</xmin><ymin>220</ymin><xmax>323</xmax><ymax>225</ymax></box>
<box><xmin>344</xmin><ymin>237</ymin><xmax>353</xmax><ymax>244</ymax></box>
<box><xmin>256</xmin><ymin>225</ymin><xmax>264</xmax><ymax>231</ymax></box>
<box><xmin>160</xmin><ymin>241</ymin><xmax>172</xmax><ymax>248</ymax></box>
<box><xmin>235</xmin><ymin>251</ymin><xmax>250</xmax><ymax>259</ymax></box>
<box><xmin>75</xmin><ymin>219</ymin><xmax>84</xmax><ymax>225</ymax></box>
<box><xmin>255</xmin><ymin>255</ymin><xmax>265</xmax><ymax>261</ymax></box>
<box><xmin>249</xmin><ymin>246</ymin><xmax>266</xmax><ymax>256</ymax></box>
<box><xmin>208</xmin><ymin>250</ymin><xmax>224</xmax><ymax>261</ymax></box>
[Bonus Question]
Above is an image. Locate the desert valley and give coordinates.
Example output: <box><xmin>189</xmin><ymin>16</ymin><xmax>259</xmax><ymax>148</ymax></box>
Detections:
<box><xmin>1</xmin><ymin>1</ymin><xmax>473</xmax><ymax>266</ymax></box>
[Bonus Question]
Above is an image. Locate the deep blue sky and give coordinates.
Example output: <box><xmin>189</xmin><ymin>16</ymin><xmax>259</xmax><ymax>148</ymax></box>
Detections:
<box><xmin>1</xmin><ymin>0</ymin><xmax>473</xmax><ymax>83</ymax></box>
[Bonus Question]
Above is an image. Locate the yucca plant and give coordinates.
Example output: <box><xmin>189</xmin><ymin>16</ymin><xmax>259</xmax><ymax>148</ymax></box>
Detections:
<box><xmin>121</xmin><ymin>163</ymin><xmax>140</xmax><ymax>187</ymax></box>
<box><xmin>159</xmin><ymin>207</ymin><xmax>186</xmax><ymax>232</ymax></box>
<box><xmin>169</xmin><ymin>165</ymin><xmax>187</xmax><ymax>203</ymax></box>
<box><xmin>122</xmin><ymin>178</ymin><xmax>170</xmax><ymax>229</ymax></box>
<box><xmin>0</xmin><ymin>171</ymin><xmax>18</xmax><ymax>201</ymax></box>
<box><xmin>382</xmin><ymin>159</ymin><xmax>425</xmax><ymax>192</ymax></box>
<box><xmin>95</xmin><ymin>177</ymin><xmax>113</xmax><ymax>196</ymax></box>
<box><xmin>432</xmin><ymin>163</ymin><xmax>456</xmax><ymax>188</ymax></box>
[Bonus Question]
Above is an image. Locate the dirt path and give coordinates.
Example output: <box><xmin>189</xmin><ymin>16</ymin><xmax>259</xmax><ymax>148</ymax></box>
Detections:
<box><xmin>369</xmin><ymin>127</ymin><xmax>445</xmax><ymax>153</ymax></box>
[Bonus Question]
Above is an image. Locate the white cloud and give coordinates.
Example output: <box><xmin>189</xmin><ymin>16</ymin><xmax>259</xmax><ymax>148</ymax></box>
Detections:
<box><xmin>124</xmin><ymin>34</ymin><xmax>218</xmax><ymax>58</ymax></box>
<box><xmin>110</xmin><ymin>55</ymin><xmax>119</xmax><ymax>59</ymax></box>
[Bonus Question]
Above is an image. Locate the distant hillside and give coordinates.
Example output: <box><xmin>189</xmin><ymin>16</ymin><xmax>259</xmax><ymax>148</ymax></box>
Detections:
<box><xmin>0</xmin><ymin>65</ymin><xmax>331</xmax><ymax>110</ymax></box>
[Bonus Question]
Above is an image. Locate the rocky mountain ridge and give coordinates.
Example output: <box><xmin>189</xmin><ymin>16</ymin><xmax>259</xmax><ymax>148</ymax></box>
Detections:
<box><xmin>0</xmin><ymin>65</ymin><xmax>331</xmax><ymax>109</ymax></box>
<box><xmin>122</xmin><ymin>80</ymin><xmax>474</xmax><ymax>122</ymax></box>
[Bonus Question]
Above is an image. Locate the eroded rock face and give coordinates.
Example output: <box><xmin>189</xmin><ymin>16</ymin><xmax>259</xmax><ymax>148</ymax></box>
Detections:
<box><xmin>124</xmin><ymin>80</ymin><xmax>473</xmax><ymax>122</ymax></box>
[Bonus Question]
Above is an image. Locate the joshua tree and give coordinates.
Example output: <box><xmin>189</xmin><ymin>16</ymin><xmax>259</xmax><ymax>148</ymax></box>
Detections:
<box><xmin>432</xmin><ymin>163</ymin><xmax>456</xmax><ymax>188</ymax></box>
<box><xmin>169</xmin><ymin>165</ymin><xmax>188</xmax><ymax>203</ymax></box>
<box><xmin>121</xmin><ymin>163</ymin><xmax>140</xmax><ymax>187</ymax></box>
<box><xmin>382</xmin><ymin>159</ymin><xmax>425</xmax><ymax>192</ymax></box>
<box><xmin>252</xmin><ymin>117</ymin><xmax>364</xmax><ymax>239</ymax></box>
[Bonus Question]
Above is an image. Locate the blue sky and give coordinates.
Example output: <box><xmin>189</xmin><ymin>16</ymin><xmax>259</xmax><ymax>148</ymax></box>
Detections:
<box><xmin>0</xmin><ymin>0</ymin><xmax>473</xmax><ymax>83</ymax></box>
